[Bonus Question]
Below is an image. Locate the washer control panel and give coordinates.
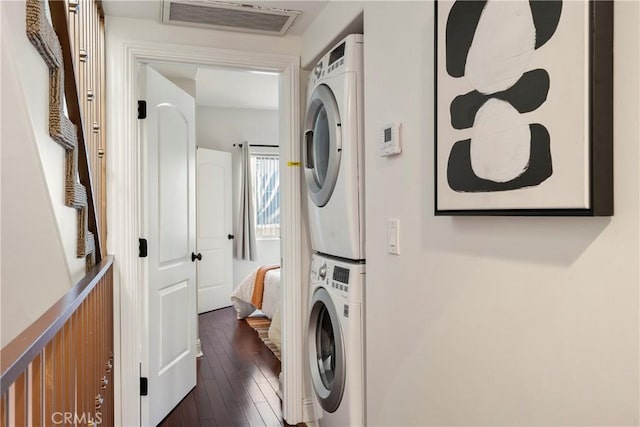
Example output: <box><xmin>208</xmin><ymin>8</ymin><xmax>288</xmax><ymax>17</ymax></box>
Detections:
<box><xmin>318</xmin><ymin>263</ymin><xmax>327</xmax><ymax>280</ymax></box>
<box><xmin>311</xmin><ymin>254</ymin><xmax>356</xmax><ymax>297</ymax></box>
<box><xmin>331</xmin><ymin>265</ymin><xmax>350</xmax><ymax>294</ymax></box>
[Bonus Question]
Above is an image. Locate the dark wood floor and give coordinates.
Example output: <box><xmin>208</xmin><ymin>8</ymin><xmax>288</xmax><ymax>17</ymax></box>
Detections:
<box><xmin>158</xmin><ymin>307</ymin><xmax>302</xmax><ymax>427</ymax></box>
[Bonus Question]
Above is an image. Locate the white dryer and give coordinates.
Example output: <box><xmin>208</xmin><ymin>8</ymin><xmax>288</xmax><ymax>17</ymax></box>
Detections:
<box><xmin>308</xmin><ymin>253</ymin><xmax>365</xmax><ymax>427</ymax></box>
<box><xmin>304</xmin><ymin>34</ymin><xmax>364</xmax><ymax>262</ymax></box>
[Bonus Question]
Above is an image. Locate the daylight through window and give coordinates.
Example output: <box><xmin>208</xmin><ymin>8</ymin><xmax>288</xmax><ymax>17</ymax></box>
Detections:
<box><xmin>251</xmin><ymin>155</ymin><xmax>280</xmax><ymax>239</ymax></box>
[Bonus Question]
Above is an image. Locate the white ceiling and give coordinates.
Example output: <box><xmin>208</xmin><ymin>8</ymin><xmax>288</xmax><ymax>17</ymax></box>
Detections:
<box><xmin>149</xmin><ymin>62</ymin><xmax>279</xmax><ymax>110</ymax></box>
<box><xmin>196</xmin><ymin>67</ymin><xmax>279</xmax><ymax>109</ymax></box>
<box><xmin>101</xmin><ymin>0</ymin><xmax>328</xmax><ymax>36</ymax></box>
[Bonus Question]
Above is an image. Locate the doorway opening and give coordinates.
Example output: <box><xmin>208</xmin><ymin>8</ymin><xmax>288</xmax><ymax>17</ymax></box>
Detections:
<box><xmin>149</xmin><ymin>62</ymin><xmax>283</xmax><ymax>315</ymax></box>
<box><xmin>108</xmin><ymin>42</ymin><xmax>304</xmax><ymax>426</ymax></box>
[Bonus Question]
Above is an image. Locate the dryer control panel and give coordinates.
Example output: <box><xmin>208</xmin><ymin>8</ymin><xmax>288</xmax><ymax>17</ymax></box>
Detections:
<box><xmin>326</xmin><ymin>41</ymin><xmax>346</xmax><ymax>75</ymax></box>
<box><xmin>307</xmin><ymin>34</ymin><xmax>363</xmax><ymax>88</ymax></box>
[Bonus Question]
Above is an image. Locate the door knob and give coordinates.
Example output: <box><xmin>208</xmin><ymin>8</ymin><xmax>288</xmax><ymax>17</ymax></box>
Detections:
<box><xmin>228</xmin><ymin>234</ymin><xmax>235</xmax><ymax>240</ymax></box>
<box><xmin>191</xmin><ymin>252</ymin><xmax>202</xmax><ymax>262</ymax></box>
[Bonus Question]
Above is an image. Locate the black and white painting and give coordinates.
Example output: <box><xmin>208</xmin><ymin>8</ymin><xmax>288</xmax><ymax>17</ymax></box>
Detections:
<box><xmin>435</xmin><ymin>0</ymin><xmax>613</xmax><ymax>215</ymax></box>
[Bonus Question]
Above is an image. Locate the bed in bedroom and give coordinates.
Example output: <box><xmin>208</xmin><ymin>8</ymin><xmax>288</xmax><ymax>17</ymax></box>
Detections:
<box><xmin>230</xmin><ymin>265</ymin><xmax>282</xmax><ymax>356</ymax></box>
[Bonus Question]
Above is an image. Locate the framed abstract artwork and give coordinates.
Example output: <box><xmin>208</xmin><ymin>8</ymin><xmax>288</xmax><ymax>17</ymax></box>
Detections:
<box><xmin>434</xmin><ymin>0</ymin><xmax>613</xmax><ymax>216</ymax></box>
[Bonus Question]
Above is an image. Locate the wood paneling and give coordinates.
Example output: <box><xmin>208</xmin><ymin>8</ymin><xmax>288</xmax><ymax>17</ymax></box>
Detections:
<box><xmin>30</xmin><ymin>354</ymin><xmax>42</xmax><ymax>426</ymax></box>
<box><xmin>0</xmin><ymin>258</ymin><xmax>114</xmax><ymax>426</ymax></box>
<box><xmin>1</xmin><ymin>392</ymin><xmax>7</xmax><ymax>427</ymax></box>
<box><xmin>13</xmin><ymin>373</ymin><xmax>25</xmax><ymax>427</ymax></box>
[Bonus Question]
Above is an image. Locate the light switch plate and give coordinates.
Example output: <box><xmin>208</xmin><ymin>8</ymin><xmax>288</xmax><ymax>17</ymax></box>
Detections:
<box><xmin>387</xmin><ymin>218</ymin><xmax>400</xmax><ymax>255</ymax></box>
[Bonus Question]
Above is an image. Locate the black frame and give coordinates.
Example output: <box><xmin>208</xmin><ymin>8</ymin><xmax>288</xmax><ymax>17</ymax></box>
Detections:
<box><xmin>434</xmin><ymin>0</ymin><xmax>613</xmax><ymax>216</ymax></box>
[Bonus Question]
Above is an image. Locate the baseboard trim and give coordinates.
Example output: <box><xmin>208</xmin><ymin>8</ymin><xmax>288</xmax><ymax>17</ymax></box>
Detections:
<box><xmin>277</xmin><ymin>372</ymin><xmax>284</xmax><ymax>400</ymax></box>
<box><xmin>302</xmin><ymin>397</ymin><xmax>320</xmax><ymax>425</ymax></box>
<box><xmin>196</xmin><ymin>338</ymin><xmax>203</xmax><ymax>358</ymax></box>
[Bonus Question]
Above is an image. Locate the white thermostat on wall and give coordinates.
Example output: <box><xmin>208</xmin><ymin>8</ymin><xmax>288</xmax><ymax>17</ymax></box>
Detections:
<box><xmin>380</xmin><ymin>122</ymin><xmax>402</xmax><ymax>157</ymax></box>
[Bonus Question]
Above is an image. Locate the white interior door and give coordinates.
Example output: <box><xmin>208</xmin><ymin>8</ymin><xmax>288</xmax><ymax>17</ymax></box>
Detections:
<box><xmin>141</xmin><ymin>65</ymin><xmax>197</xmax><ymax>426</ymax></box>
<box><xmin>196</xmin><ymin>148</ymin><xmax>233</xmax><ymax>313</ymax></box>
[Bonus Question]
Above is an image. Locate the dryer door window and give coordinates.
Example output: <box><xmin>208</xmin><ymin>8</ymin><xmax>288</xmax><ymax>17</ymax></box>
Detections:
<box><xmin>308</xmin><ymin>287</ymin><xmax>345</xmax><ymax>413</ymax></box>
<box><xmin>304</xmin><ymin>84</ymin><xmax>342</xmax><ymax>207</ymax></box>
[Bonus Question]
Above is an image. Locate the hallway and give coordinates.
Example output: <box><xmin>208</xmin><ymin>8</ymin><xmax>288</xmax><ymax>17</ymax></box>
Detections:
<box><xmin>159</xmin><ymin>307</ymin><xmax>302</xmax><ymax>427</ymax></box>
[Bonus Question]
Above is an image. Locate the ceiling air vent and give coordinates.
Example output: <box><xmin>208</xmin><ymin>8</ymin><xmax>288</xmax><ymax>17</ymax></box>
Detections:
<box><xmin>162</xmin><ymin>1</ymin><xmax>300</xmax><ymax>36</ymax></box>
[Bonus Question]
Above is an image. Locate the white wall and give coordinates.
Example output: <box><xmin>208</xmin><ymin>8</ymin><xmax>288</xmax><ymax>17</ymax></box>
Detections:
<box><xmin>197</xmin><ymin>107</ymin><xmax>281</xmax><ymax>287</ymax></box>
<box><xmin>302</xmin><ymin>1</ymin><xmax>640</xmax><ymax>426</ymax></box>
<box><xmin>106</xmin><ymin>16</ymin><xmax>301</xmax><ymax>58</ymax></box>
<box><xmin>170</xmin><ymin>77</ymin><xmax>196</xmax><ymax>97</ymax></box>
<box><xmin>1</xmin><ymin>2</ymin><xmax>76</xmax><ymax>346</ymax></box>
<box><xmin>1</xmin><ymin>0</ymin><xmax>86</xmax><ymax>284</ymax></box>
<box><xmin>300</xmin><ymin>1</ymin><xmax>364</xmax><ymax>68</ymax></box>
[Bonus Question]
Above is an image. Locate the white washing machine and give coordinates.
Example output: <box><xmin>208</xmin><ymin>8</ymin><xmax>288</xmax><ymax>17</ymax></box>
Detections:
<box><xmin>304</xmin><ymin>34</ymin><xmax>364</xmax><ymax>262</ymax></box>
<box><xmin>308</xmin><ymin>253</ymin><xmax>365</xmax><ymax>427</ymax></box>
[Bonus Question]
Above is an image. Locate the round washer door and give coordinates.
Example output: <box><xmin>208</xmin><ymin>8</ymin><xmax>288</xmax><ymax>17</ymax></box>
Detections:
<box><xmin>303</xmin><ymin>84</ymin><xmax>342</xmax><ymax>207</ymax></box>
<box><xmin>308</xmin><ymin>287</ymin><xmax>345</xmax><ymax>413</ymax></box>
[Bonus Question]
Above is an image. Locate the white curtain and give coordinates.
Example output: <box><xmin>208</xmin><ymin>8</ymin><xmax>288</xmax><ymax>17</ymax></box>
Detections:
<box><xmin>235</xmin><ymin>143</ymin><xmax>257</xmax><ymax>260</ymax></box>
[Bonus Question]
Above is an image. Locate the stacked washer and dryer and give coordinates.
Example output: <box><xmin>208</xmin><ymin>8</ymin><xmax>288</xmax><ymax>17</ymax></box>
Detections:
<box><xmin>304</xmin><ymin>34</ymin><xmax>365</xmax><ymax>427</ymax></box>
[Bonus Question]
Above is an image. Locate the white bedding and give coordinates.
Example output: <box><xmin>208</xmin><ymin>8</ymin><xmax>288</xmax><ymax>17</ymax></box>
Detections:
<box><xmin>230</xmin><ymin>267</ymin><xmax>283</xmax><ymax>356</ymax></box>
<box><xmin>230</xmin><ymin>268</ymin><xmax>281</xmax><ymax>319</ymax></box>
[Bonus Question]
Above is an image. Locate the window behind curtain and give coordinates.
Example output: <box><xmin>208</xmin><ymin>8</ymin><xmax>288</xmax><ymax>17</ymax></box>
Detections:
<box><xmin>251</xmin><ymin>155</ymin><xmax>280</xmax><ymax>239</ymax></box>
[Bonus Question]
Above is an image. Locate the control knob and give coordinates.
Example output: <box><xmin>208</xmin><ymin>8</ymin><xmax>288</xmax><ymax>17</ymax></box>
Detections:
<box><xmin>318</xmin><ymin>263</ymin><xmax>327</xmax><ymax>280</ymax></box>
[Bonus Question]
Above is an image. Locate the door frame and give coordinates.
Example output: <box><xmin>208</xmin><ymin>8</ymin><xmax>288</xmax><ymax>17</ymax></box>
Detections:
<box><xmin>107</xmin><ymin>40</ymin><xmax>304</xmax><ymax>426</ymax></box>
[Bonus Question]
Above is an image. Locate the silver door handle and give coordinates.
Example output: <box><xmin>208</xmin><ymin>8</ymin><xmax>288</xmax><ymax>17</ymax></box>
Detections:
<box><xmin>304</xmin><ymin>130</ymin><xmax>314</xmax><ymax>169</ymax></box>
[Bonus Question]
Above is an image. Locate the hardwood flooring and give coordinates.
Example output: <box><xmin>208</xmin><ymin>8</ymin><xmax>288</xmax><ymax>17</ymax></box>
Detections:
<box><xmin>158</xmin><ymin>307</ymin><xmax>303</xmax><ymax>427</ymax></box>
